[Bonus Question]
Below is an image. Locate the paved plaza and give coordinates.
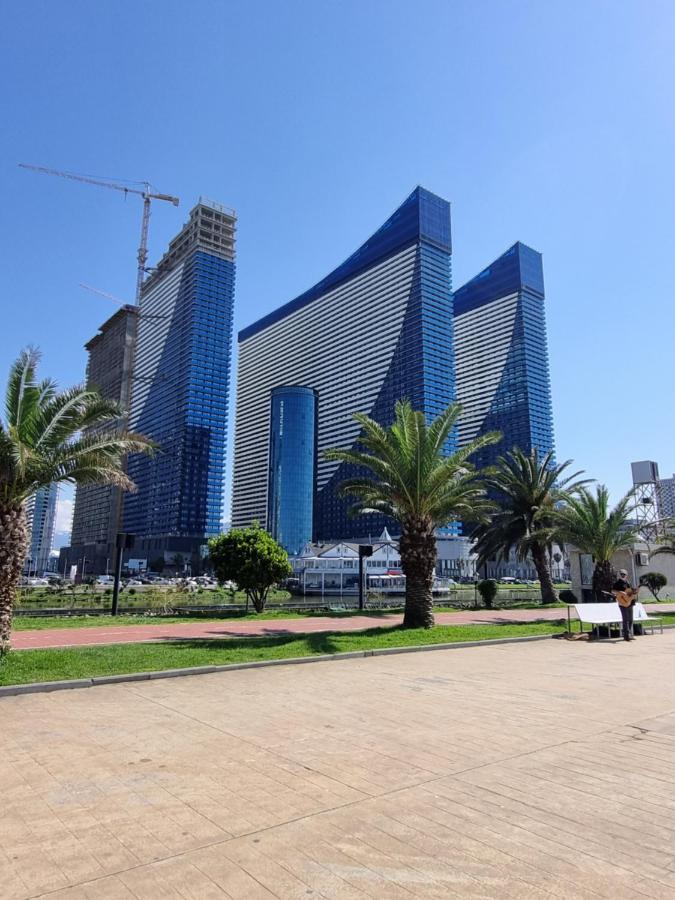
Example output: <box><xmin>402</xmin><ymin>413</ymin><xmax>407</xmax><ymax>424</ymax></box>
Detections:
<box><xmin>3</xmin><ymin>633</ymin><xmax>675</xmax><ymax>898</ymax></box>
<box><xmin>13</xmin><ymin>603</ymin><xmax>675</xmax><ymax>649</ymax></box>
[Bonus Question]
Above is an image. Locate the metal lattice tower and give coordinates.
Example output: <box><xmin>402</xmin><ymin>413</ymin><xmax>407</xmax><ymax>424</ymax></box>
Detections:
<box><xmin>631</xmin><ymin>461</ymin><xmax>664</xmax><ymax>539</ymax></box>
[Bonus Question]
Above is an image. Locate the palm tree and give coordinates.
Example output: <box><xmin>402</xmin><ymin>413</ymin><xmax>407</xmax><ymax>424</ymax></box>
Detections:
<box><xmin>650</xmin><ymin>523</ymin><xmax>675</xmax><ymax>559</ymax></box>
<box><xmin>555</xmin><ymin>485</ymin><xmax>639</xmax><ymax>601</ymax></box>
<box><xmin>471</xmin><ymin>449</ymin><xmax>588</xmax><ymax>605</ymax></box>
<box><xmin>0</xmin><ymin>349</ymin><xmax>154</xmax><ymax>653</ymax></box>
<box><xmin>324</xmin><ymin>400</ymin><xmax>500</xmax><ymax>628</ymax></box>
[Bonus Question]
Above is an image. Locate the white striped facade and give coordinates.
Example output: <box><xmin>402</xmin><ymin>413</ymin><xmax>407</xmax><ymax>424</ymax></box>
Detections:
<box><xmin>232</xmin><ymin>245</ymin><xmax>417</xmax><ymax>528</ymax></box>
<box><xmin>128</xmin><ymin>262</ymin><xmax>185</xmax><ymax>430</ymax></box>
<box><xmin>454</xmin><ymin>292</ymin><xmax>520</xmax><ymax>446</ymax></box>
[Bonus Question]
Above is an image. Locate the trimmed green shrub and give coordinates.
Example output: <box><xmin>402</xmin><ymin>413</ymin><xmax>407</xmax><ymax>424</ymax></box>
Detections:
<box><xmin>477</xmin><ymin>579</ymin><xmax>498</xmax><ymax>609</ymax></box>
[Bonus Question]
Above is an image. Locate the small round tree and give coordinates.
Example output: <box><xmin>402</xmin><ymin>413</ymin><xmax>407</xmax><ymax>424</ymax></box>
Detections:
<box><xmin>477</xmin><ymin>578</ymin><xmax>498</xmax><ymax>609</ymax></box>
<box><xmin>208</xmin><ymin>524</ymin><xmax>291</xmax><ymax>613</ymax></box>
<box><xmin>639</xmin><ymin>572</ymin><xmax>667</xmax><ymax>601</ymax></box>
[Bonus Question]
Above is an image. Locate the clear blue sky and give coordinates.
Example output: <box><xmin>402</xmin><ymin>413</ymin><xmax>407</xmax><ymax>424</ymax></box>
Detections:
<box><xmin>2</xmin><ymin>0</ymin><xmax>674</xmax><ymax>528</ymax></box>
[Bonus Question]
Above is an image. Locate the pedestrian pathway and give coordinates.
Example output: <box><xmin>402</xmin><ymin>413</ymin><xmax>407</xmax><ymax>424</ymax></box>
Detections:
<box><xmin>4</xmin><ymin>631</ymin><xmax>675</xmax><ymax>897</ymax></box>
<box><xmin>13</xmin><ymin>602</ymin><xmax>675</xmax><ymax>649</ymax></box>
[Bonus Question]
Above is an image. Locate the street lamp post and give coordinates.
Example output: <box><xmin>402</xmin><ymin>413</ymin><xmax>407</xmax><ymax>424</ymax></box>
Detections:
<box><xmin>358</xmin><ymin>545</ymin><xmax>374</xmax><ymax>611</ymax></box>
<box><xmin>112</xmin><ymin>533</ymin><xmax>135</xmax><ymax>616</ymax></box>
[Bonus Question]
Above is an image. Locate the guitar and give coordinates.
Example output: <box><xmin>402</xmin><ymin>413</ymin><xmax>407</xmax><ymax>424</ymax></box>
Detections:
<box><xmin>614</xmin><ymin>586</ymin><xmax>640</xmax><ymax>608</ymax></box>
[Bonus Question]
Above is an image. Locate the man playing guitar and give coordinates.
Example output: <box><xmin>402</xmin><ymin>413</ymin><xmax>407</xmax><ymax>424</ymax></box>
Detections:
<box><xmin>613</xmin><ymin>568</ymin><xmax>639</xmax><ymax>641</ymax></box>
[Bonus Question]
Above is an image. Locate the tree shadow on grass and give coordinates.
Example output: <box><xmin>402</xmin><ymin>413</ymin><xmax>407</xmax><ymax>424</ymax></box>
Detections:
<box><xmin>145</xmin><ymin>618</ymin><xmax>561</xmax><ymax>658</ymax></box>
<box><xmin>468</xmin><ymin>616</ymin><xmax>565</xmax><ymax>626</ymax></box>
<box><xmin>150</xmin><ymin>623</ymin><xmax>409</xmax><ymax>655</ymax></box>
<box><xmin>149</xmin><ymin>631</ymin><xmax>347</xmax><ymax>656</ymax></box>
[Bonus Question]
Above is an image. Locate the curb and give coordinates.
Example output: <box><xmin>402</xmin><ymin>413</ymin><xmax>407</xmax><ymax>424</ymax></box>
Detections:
<box><xmin>0</xmin><ymin>633</ymin><xmax>556</xmax><ymax>697</ymax></box>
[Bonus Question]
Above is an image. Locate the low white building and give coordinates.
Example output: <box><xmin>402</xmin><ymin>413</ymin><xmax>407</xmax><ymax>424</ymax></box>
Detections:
<box><xmin>290</xmin><ymin>528</ymin><xmax>460</xmax><ymax>596</ymax></box>
<box><xmin>435</xmin><ymin>535</ymin><xmax>477</xmax><ymax>580</ymax></box>
<box><xmin>568</xmin><ymin>541</ymin><xmax>675</xmax><ymax>602</ymax></box>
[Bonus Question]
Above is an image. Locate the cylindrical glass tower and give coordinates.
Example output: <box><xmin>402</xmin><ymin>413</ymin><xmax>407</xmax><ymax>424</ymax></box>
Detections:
<box><xmin>267</xmin><ymin>386</ymin><xmax>317</xmax><ymax>556</ymax></box>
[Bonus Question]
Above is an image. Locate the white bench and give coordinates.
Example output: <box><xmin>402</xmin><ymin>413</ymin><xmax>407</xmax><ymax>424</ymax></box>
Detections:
<box><xmin>573</xmin><ymin>602</ymin><xmax>663</xmax><ymax>638</ymax></box>
<box><xmin>635</xmin><ymin>602</ymin><xmax>664</xmax><ymax>635</ymax></box>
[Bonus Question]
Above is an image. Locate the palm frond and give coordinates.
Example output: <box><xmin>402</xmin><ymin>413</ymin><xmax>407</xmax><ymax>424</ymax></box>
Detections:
<box><xmin>4</xmin><ymin>347</ymin><xmax>39</xmax><ymax>433</ymax></box>
<box><xmin>471</xmin><ymin>447</ymin><xmax>587</xmax><ymax>568</ymax></box>
<box><xmin>34</xmin><ymin>388</ymin><xmax>123</xmax><ymax>449</ymax></box>
<box><xmin>554</xmin><ymin>485</ymin><xmax>638</xmax><ymax>562</ymax></box>
<box><xmin>1</xmin><ymin>349</ymin><xmax>154</xmax><ymax>505</ymax></box>
<box><xmin>324</xmin><ymin>400</ymin><xmax>495</xmax><ymax>530</ymax></box>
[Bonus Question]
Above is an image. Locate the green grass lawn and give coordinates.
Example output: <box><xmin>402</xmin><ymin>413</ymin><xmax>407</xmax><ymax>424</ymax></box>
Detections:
<box><xmin>0</xmin><ymin>621</ymin><xmax>566</xmax><ymax>686</ymax></box>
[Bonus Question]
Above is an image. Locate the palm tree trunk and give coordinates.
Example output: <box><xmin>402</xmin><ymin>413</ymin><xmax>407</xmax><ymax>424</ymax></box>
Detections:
<box><xmin>400</xmin><ymin>519</ymin><xmax>436</xmax><ymax>628</ymax></box>
<box><xmin>0</xmin><ymin>503</ymin><xmax>28</xmax><ymax>654</ymax></box>
<box><xmin>531</xmin><ymin>543</ymin><xmax>558</xmax><ymax>605</ymax></box>
<box><xmin>592</xmin><ymin>560</ymin><xmax>614</xmax><ymax>602</ymax></box>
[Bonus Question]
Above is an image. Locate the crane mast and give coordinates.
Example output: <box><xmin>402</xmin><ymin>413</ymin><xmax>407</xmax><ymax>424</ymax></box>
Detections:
<box><xmin>19</xmin><ymin>163</ymin><xmax>179</xmax><ymax>304</ymax></box>
<box><xmin>137</xmin><ymin>195</ymin><xmax>152</xmax><ymax>304</ymax></box>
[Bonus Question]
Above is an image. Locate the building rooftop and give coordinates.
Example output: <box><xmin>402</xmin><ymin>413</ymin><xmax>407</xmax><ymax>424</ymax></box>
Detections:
<box><xmin>141</xmin><ymin>198</ymin><xmax>236</xmax><ymax>294</ymax></box>
<box><xmin>453</xmin><ymin>241</ymin><xmax>544</xmax><ymax>317</ymax></box>
<box><xmin>84</xmin><ymin>304</ymin><xmax>138</xmax><ymax>352</ymax></box>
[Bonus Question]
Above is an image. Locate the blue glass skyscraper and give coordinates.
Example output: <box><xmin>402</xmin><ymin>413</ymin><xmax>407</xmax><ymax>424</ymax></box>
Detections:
<box><xmin>233</xmin><ymin>187</ymin><xmax>455</xmax><ymax>540</ymax></box>
<box><xmin>453</xmin><ymin>242</ymin><xmax>554</xmax><ymax>470</ymax></box>
<box><xmin>267</xmin><ymin>386</ymin><xmax>317</xmax><ymax>555</ymax></box>
<box><xmin>124</xmin><ymin>199</ymin><xmax>236</xmax><ymax>568</ymax></box>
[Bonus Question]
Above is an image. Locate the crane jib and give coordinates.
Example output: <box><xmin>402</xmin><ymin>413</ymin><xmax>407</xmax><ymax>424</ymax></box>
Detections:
<box><xmin>19</xmin><ymin>162</ymin><xmax>180</xmax><ymax>304</ymax></box>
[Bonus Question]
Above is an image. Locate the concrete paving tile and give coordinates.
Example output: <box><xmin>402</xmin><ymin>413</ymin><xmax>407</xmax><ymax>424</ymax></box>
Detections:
<box><xmin>188</xmin><ymin>845</ymin><xmax>276</xmax><ymax>898</ymax></box>
<box><xmin>370</xmin><ymin>798</ymin><xmax>603</xmax><ymax>900</ymax></box>
<box><xmin>326</xmin><ymin>807</ymin><xmax>550</xmax><ymax>899</ymax></box>
<box><xmin>444</xmin><ymin>773</ymin><xmax>675</xmax><ymax>877</ymax></box>
<box><xmin>120</xmin><ymin>856</ymin><xmax>230</xmax><ymax>899</ymax></box>
<box><xmin>410</xmin><ymin>786</ymin><xmax>660</xmax><ymax>899</ymax></box>
<box><xmin>249</xmin><ymin>829</ymin><xmax>373</xmax><ymax>899</ymax></box>
<box><xmin>218</xmin><ymin>838</ymin><xmax>324</xmax><ymax>899</ymax></box>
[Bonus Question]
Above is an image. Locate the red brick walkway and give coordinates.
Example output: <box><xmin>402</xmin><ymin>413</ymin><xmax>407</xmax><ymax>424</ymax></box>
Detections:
<box><xmin>13</xmin><ymin>603</ymin><xmax>675</xmax><ymax>650</ymax></box>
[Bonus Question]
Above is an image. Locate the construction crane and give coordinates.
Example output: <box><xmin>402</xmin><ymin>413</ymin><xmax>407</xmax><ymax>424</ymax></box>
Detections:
<box><xmin>19</xmin><ymin>163</ymin><xmax>179</xmax><ymax>304</ymax></box>
<box><xmin>79</xmin><ymin>283</ymin><xmax>169</xmax><ymax>319</ymax></box>
<box><xmin>79</xmin><ymin>282</ymin><xmax>133</xmax><ymax>307</ymax></box>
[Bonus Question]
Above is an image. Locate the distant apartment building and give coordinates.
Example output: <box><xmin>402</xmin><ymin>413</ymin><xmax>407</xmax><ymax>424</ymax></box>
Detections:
<box><xmin>123</xmin><ymin>199</ymin><xmax>236</xmax><ymax>570</ymax></box>
<box><xmin>232</xmin><ymin>187</ymin><xmax>456</xmax><ymax>545</ymax></box>
<box><xmin>453</xmin><ymin>242</ymin><xmax>555</xmax><ymax>469</ymax></box>
<box><xmin>658</xmin><ymin>474</ymin><xmax>675</xmax><ymax>519</ymax></box>
<box><xmin>62</xmin><ymin>304</ymin><xmax>138</xmax><ymax>576</ymax></box>
<box><xmin>25</xmin><ymin>484</ymin><xmax>58</xmax><ymax>574</ymax></box>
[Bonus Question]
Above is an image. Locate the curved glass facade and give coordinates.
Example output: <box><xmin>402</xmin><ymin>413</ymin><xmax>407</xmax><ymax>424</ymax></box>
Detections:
<box><xmin>233</xmin><ymin>187</ymin><xmax>456</xmax><ymax>540</ymax></box>
<box><xmin>453</xmin><ymin>242</ymin><xmax>555</xmax><ymax>472</ymax></box>
<box><xmin>267</xmin><ymin>386</ymin><xmax>317</xmax><ymax>555</ymax></box>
